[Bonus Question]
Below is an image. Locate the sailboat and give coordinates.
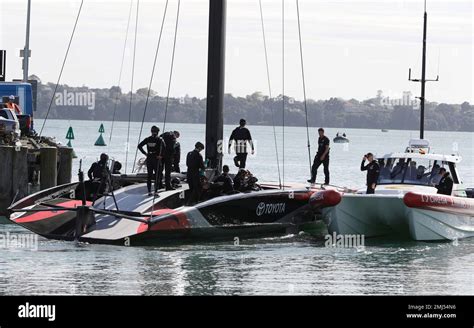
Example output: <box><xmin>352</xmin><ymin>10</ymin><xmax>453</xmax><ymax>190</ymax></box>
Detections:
<box><xmin>7</xmin><ymin>1</ymin><xmax>342</xmax><ymax>245</ymax></box>
<box><xmin>320</xmin><ymin>3</ymin><xmax>474</xmax><ymax>241</ymax></box>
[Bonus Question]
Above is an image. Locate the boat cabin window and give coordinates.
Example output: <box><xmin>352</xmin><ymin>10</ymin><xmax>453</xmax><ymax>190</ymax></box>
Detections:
<box><xmin>377</xmin><ymin>157</ymin><xmax>459</xmax><ymax>185</ymax></box>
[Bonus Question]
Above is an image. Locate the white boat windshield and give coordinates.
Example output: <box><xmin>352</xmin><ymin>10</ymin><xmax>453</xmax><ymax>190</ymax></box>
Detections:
<box><xmin>377</xmin><ymin>157</ymin><xmax>459</xmax><ymax>186</ymax></box>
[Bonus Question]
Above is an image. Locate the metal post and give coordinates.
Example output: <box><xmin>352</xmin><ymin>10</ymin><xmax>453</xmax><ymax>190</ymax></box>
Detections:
<box><xmin>23</xmin><ymin>0</ymin><xmax>32</xmax><ymax>82</ymax></box>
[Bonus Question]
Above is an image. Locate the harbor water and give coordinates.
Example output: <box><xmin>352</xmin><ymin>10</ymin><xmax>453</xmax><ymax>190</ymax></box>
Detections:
<box><xmin>0</xmin><ymin>120</ymin><xmax>472</xmax><ymax>295</ymax></box>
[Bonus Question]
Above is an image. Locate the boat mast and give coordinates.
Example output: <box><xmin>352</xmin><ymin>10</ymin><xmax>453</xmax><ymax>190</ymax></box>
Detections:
<box><xmin>23</xmin><ymin>0</ymin><xmax>32</xmax><ymax>82</ymax></box>
<box><xmin>205</xmin><ymin>0</ymin><xmax>226</xmax><ymax>173</ymax></box>
<box><xmin>408</xmin><ymin>0</ymin><xmax>438</xmax><ymax>139</ymax></box>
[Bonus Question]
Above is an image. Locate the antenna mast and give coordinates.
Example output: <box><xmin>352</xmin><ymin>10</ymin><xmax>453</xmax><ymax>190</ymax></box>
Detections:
<box><xmin>408</xmin><ymin>0</ymin><xmax>439</xmax><ymax>139</ymax></box>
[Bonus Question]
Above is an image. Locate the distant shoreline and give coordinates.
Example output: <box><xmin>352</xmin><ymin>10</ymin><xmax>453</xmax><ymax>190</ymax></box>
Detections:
<box><xmin>31</xmin><ymin>79</ymin><xmax>474</xmax><ymax>133</ymax></box>
<box><xmin>37</xmin><ymin>118</ymin><xmax>473</xmax><ymax>135</ymax></box>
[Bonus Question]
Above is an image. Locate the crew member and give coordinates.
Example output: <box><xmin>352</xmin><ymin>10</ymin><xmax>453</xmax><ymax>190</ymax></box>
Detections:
<box><xmin>6</xmin><ymin>95</ymin><xmax>21</xmax><ymax>115</ymax></box>
<box><xmin>138</xmin><ymin>126</ymin><xmax>165</xmax><ymax>196</ymax></box>
<box><xmin>214</xmin><ymin>165</ymin><xmax>234</xmax><ymax>194</ymax></box>
<box><xmin>86</xmin><ymin>153</ymin><xmax>110</xmax><ymax>197</ymax></box>
<box><xmin>186</xmin><ymin>142</ymin><xmax>205</xmax><ymax>204</ymax></box>
<box><xmin>173</xmin><ymin>140</ymin><xmax>181</xmax><ymax>173</ymax></box>
<box><xmin>228</xmin><ymin>118</ymin><xmax>254</xmax><ymax>169</ymax></box>
<box><xmin>435</xmin><ymin>168</ymin><xmax>453</xmax><ymax>195</ymax></box>
<box><xmin>308</xmin><ymin>128</ymin><xmax>330</xmax><ymax>184</ymax></box>
<box><xmin>233</xmin><ymin>169</ymin><xmax>247</xmax><ymax>191</ymax></box>
<box><xmin>361</xmin><ymin>152</ymin><xmax>380</xmax><ymax>194</ymax></box>
<box><xmin>160</xmin><ymin>130</ymin><xmax>180</xmax><ymax>190</ymax></box>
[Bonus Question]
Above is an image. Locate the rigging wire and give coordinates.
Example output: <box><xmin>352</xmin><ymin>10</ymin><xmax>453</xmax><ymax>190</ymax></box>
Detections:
<box><xmin>152</xmin><ymin>0</ymin><xmax>180</xmax><ymax>216</ymax></box>
<box><xmin>258</xmin><ymin>0</ymin><xmax>282</xmax><ymax>189</ymax></box>
<box><xmin>296</xmin><ymin>0</ymin><xmax>312</xmax><ymax>175</ymax></box>
<box><xmin>162</xmin><ymin>0</ymin><xmax>181</xmax><ymax>132</ymax></box>
<box><xmin>39</xmin><ymin>0</ymin><xmax>84</xmax><ymax>137</ymax></box>
<box><xmin>437</xmin><ymin>48</ymin><xmax>441</xmax><ymax>77</ymax></box>
<box><xmin>108</xmin><ymin>0</ymin><xmax>134</xmax><ymax>150</ymax></box>
<box><xmin>125</xmin><ymin>0</ymin><xmax>140</xmax><ymax>173</ymax></box>
<box><xmin>131</xmin><ymin>0</ymin><xmax>170</xmax><ymax>173</ymax></box>
<box><xmin>282</xmin><ymin>0</ymin><xmax>285</xmax><ymax>189</ymax></box>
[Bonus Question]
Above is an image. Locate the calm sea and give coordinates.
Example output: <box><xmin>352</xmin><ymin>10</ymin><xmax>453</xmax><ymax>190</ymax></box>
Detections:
<box><xmin>0</xmin><ymin>120</ymin><xmax>472</xmax><ymax>295</ymax></box>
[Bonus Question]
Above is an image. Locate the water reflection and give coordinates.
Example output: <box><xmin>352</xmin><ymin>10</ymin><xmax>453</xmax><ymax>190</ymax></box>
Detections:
<box><xmin>0</xmin><ymin>224</ymin><xmax>473</xmax><ymax>295</ymax></box>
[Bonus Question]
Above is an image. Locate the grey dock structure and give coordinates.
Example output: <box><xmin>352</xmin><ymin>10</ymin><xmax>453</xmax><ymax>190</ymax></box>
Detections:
<box><xmin>0</xmin><ymin>137</ymin><xmax>73</xmax><ymax>216</ymax></box>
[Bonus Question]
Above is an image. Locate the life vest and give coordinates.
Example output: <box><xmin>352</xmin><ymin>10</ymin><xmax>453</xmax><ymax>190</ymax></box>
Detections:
<box><xmin>6</xmin><ymin>102</ymin><xmax>21</xmax><ymax>115</ymax></box>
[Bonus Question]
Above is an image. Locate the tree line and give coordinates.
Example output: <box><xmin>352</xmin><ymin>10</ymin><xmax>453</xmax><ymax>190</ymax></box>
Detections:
<box><xmin>33</xmin><ymin>79</ymin><xmax>473</xmax><ymax>132</ymax></box>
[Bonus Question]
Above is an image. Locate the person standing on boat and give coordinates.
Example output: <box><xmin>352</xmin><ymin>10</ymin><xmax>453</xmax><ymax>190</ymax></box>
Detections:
<box><xmin>160</xmin><ymin>130</ymin><xmax>180</xmax><ymax>190</ymax></box>
<box><xmin>308</xmin><ymin>128</ymin><xmax>330</xmax><ymax>185</ymax></box>
<box><xmin>138</xmin><ymin>126</ymin><xmax>165</xmax><ymax>196</ymax></box>
<box><xmin>228</xmin><ymin>118</ymin><xmax>254</xmax><ymax>169</ymax></box>
<box><xmin>186</xmin><ymin>142</ymin><xmax>205</xmax><ymax>204</ymax></box>
<box><xmin>435</xmin><ymin>168</ymin><xmax>453</xmax><ymax>195</ymax></box>
<box><xmin>361</xmin><ymin>152</ymin><xmax>380</xmax><ymax>194</ymax></box>
<box><xmin>173</xmin><ymin>141</ymin><xmax>181</xmax><ymax>173</ymax></box>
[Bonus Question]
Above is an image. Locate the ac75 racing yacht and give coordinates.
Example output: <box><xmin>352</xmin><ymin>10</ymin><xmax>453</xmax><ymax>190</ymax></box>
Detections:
<box><xmin>6</xmin><ymin>0</ymin><xmax>343</xmax><ymax>246</ymax></box>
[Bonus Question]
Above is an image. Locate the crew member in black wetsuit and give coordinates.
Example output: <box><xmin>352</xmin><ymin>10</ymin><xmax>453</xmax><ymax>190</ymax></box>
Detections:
<box><xmin>186</xmin><ymin>142</ymin><xmax>205</xmax><ymax>204</ymax></box>
<box><xmin>160</xmin><ymin>130</ymin><xmax>180</xmax><ymax>190</ymax></box>
<box><xmin>308</xmin><ymin>128</ymin><xmax>330</xmax><ymax>185</ymax></box>
<box><xmin>173</xmin><ymin>141</ymin><xmax>181</xmax><ymax>173</ymax></box>
<box><xmin>86</xmin><ymin>153</ymin><xmax>110</xmax><ymax>197</ymax></box>
<box><xmin>214</xmin><ymin>165</ymin><xmax>234</xmax><ymax>194</ymax></box>
<box><xmin>361</xmin><ymin>152</ymin><xmax>380</xmax><ymax>194</ymax></box>
<box><xmin>138</xmin><ymin>126</ymin><xmax>165</xmax><ymax>196</ymax></box>
<box><xmin>228</xmin><ymin>119</ymin><xmax>254</xmax><ymax>169</ymax></box>
<box><xmin>88</xmin><ymin>153</ymin><xmax>109</xmax><ymax>180</ymax></box>
<box><xmin>435</xmin><ymin>168</ymin><xmax>454</xmax><ymax>195</ymax></box>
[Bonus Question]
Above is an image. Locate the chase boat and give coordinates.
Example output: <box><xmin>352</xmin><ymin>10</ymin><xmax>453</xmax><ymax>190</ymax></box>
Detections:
<box><xmin>322</xmin><ymin>139</ymin><xmax>474</xmax><ymax>241</ymax></box>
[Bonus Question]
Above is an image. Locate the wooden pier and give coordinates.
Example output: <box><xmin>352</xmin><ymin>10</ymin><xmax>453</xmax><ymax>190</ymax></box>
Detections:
<box><xmin>0</xmin><ymin>137</ymin><xmax>73</xmax><ymax>216</ymax></box>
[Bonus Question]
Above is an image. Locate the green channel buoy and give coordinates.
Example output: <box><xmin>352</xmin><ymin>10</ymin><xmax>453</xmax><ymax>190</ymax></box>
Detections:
<box><xmin>95</xmin><ymin>123</ymin><xmax>107</xmax><ymax>146</ymax></box>
<box><xmin>65</xmin><ymin>126</ymin><xmax>77</xmax><ymax>158</ymax></box>
<box><xmin>66</xmin><ymin>126</ymin><xmax>74</xmax><ymax>147</ymax></box>
<box><xmin>66</xmin><ymin>126</ymin><xmax>75</xmax><ymax>140</ymax></box>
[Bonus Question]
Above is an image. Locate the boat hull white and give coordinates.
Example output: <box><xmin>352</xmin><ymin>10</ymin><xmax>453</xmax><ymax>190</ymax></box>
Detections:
<box><xmin>322</xmin><ymin>192</ymin><xmax>474</xmax><ymax>241</ymax></box>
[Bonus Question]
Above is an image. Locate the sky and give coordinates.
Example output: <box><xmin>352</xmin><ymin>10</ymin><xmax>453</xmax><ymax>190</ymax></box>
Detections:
<box><xmin>1</xmin><ymin>0</ymin><xmax>472</xmax><ymax>103</ymax></box>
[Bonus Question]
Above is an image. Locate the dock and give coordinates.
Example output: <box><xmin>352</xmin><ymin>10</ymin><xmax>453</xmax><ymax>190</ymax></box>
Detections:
<box><xmin>0</xmin><ymin>136</ymin><xmax>73</xmax><ymax>216</ymax></box>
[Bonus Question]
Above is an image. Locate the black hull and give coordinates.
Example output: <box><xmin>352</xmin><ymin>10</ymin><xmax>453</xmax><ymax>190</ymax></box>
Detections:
<box><xmin>41</xmin><ymin>223</ymin><xmax>294</xmax><ymax>246</ymax></box>
<box><xmin>8</xmin><ymin>181</ymin><xmax>340</xmax><ymax>246</ymax></box>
